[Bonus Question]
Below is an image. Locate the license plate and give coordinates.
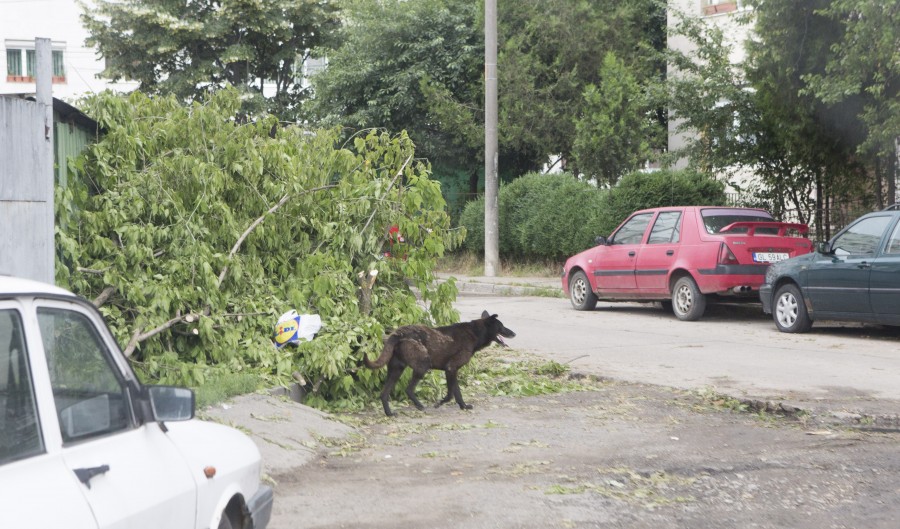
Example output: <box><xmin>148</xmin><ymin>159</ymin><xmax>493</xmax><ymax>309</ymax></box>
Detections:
<box><xmin>753</xmin><ymin>252</ymin><xmax>789</xmax><ymax>263</ymax></box>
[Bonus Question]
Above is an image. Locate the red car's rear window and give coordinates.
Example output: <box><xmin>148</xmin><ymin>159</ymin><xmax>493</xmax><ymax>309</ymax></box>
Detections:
<box><xmin>700</xmin><ymin>208</ymin><xmax>774</xmax><ymax>234</ymax></box>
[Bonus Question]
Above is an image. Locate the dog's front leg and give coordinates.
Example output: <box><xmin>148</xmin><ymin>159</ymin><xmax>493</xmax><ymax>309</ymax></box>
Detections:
<box><xmin>451</xmin><ymin>375</ymin><xmax>473</xmax><ymax>411</ymax></box>
<box><xmin>436</xmin><ymin>370</ymin><xmax>472</xmax><ymax>410</ymax></box>
<box><xmin>435</xmin><ymin>370</ymin><xmax>455</xmax><ymax>408</ymax></box>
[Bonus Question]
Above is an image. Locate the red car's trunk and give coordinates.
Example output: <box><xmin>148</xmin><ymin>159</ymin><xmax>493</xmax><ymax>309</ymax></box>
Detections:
<box><xmin>717</xmin><ymin>222</ymin><xmax>811</xmax><ymax>265</ymax></box>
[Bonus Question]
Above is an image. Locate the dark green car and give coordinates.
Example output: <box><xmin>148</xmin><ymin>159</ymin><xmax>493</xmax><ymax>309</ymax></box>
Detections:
<box><xmin>760</xmin><ymin>205</ymin><xmax>900</xmax><ymax>333</ymax></box>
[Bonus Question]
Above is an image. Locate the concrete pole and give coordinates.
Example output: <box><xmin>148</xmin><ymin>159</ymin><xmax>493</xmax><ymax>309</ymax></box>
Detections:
<box><xmin>484</xmin><ymin>0</ymin><xmax>499</xmax><ymax>277</ymax></box>
<box><xmin>36</xmin><ymin>38</ymin><xmax>55</xmax><ymax>283</ymax></box>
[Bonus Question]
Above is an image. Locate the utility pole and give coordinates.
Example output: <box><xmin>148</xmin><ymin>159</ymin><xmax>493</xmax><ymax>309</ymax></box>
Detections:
<box><xmin>484</xmin><ymin>0</ymin><xmax>499</xmax><ymax>277</ymax></box>
<box><xmin>36</xmin><ymin>38</ymin><xmax>55</xmax><ymax>283</ymax></box>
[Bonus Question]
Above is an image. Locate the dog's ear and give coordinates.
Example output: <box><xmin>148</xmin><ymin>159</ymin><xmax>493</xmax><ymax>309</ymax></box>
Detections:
<box><xmin>481</xmin><ymin>310</ymin><xmax>490</xmax><ymax>319</ymax></box>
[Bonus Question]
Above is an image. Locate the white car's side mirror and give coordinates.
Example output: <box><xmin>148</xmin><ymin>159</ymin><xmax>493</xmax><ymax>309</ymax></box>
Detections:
<box><xmin>147</xmin><ymin>386</ymin><xmax>195</xmax><ymax>422</ymax></box>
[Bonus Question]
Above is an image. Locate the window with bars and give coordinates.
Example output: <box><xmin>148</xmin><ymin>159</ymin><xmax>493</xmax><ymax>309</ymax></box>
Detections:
<box><xmin>5</xmin><ymin>47</ymin><xmax>66</xmax><ymax>82</ymax></box>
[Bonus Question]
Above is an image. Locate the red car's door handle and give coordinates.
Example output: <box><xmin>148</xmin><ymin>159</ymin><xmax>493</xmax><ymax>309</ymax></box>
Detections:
<box><xmin>666</xmin><ymin>250</ymin><xmax>675</xmax><ymax>256</ymax></box>
<box><xmin>628</xmin><ymin>251</ymin><xmax>636</xmax><ymax>257</ymax></box>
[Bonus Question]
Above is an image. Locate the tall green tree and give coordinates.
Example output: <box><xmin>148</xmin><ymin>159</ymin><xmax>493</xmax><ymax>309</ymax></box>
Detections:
<box><xmin>497</xmin><ymin>0</ymin><xmax>667</xmax><ymax>170</ymax></box>
<box><xmin>307</xmin><ymin>0</ymin><xmax>486</xmax><ymax>211</ymax></box>
<box><xmin>666</xmin><ymin>2</ymin><xmax>873</xmax><ymax>236</ymax></box>
<box><xmin>744</xmin><ymin>0</ymin><xmax>868</xmax><ymax>233</ymax></box>
<box><xmin>309</xmin><ymin>0</ymin><xmax>667</xmax><ymax>201</ymax></box>
<box><xmin>665</xmin><ymin>10</ymin><xmax>755</xmax><ymax>175</ymax></box>
<box><xmin>81</xmin><ymin>0</ymin><xmax>341</xmax><ymax>119</ymax></box>
<box><xmin>804</xmin><ymin>0</ymin><xmax>900</xmax><ymax>206</ymax></box>
<box><xmin>573</xmin><ymin>52</ymin><xmax>654</xmax><ymax>185</ymax></box>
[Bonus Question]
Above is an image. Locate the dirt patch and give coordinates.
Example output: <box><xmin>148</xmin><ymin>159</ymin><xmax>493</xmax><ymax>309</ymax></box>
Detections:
<box><xmin>267</xmin><ymin>379</ymin><xmax>900</xmax><ymax>529</ymax></box>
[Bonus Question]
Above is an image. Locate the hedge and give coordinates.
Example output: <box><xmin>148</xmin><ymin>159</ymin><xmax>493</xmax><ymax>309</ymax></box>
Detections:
<box><xmin>458</xmin><ymin>169</ymin><xmax>726</xmax><ymax>261</ymax></box>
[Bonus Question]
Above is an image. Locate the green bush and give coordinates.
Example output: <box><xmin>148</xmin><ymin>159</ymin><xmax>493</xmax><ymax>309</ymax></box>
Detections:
<box><xmin>598</xmin><ymin>169</ymin><xmax>727</xmax><ymax>234</ymax></box>
<box><xmin>458</xmin><ymin>169</ymin><xmax>727</xmax><ymax>261</ymax></box>
<box><xmin>459</xmin><ymin>172</ymin><xmax>606</xmax><ymax>260</ymax></box>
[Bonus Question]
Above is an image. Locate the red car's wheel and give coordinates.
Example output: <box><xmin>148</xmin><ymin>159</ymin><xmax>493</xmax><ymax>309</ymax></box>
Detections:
<box><xmin>671</xmin><ymin>276</ymin><xmax>706</xmax><ymax>321</ymax></box>
<box><xmin>569</xmin><ymin>270</ymin><xmax>598</xmax><ymax>311</ymax></box>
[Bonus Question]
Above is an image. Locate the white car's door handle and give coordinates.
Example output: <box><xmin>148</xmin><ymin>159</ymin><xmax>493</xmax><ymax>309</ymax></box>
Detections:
<box><xmin>74</xmin><ymin>464</ymin><xmax>110</xmax><ymax>489</ymax></box>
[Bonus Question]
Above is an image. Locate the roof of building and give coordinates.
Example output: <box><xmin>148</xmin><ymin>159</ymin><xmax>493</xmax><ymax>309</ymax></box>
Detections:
<box><xmin>1</xmin><ymin>93</ymin><xmax>101</xmax><ymax>134</ymax></box>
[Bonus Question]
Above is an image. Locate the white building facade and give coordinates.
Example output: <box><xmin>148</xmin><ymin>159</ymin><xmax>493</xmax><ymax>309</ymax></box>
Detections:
<box><xmin>1</xmin><ymin>0</ymin><xmax>136</xmax><ymax>100</ymax></box>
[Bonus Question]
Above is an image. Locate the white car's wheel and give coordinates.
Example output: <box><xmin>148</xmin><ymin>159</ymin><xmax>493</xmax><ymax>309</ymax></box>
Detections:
<box><xmin>217</xmin><ymin>507</ymin><xmax>241</xmax><ymax>529</ymax></box>
<box><xmin>773</xmin><ymin>283</ymin><xmax>812</xmax><ymax>333</ymax></box>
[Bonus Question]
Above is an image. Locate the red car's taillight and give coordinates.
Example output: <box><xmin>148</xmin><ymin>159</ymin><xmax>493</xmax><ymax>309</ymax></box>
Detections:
<box><xmin>718</xmin><ymin>243</ymin><xmax>739</xmax><ymax>265</ymax></box>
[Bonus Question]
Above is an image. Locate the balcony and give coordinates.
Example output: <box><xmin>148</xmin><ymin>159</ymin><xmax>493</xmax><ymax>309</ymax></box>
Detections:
<box><xmin>702</xmin><ymin>1</ymin><xmax>738</xmax><ymax>16</ymax></box>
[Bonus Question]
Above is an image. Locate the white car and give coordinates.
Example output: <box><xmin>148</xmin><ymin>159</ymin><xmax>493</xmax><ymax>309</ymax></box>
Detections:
<box><xmin>0</xmin><ymin>276</ymin><xmax>273</xmax><ymax>529</ymax></box>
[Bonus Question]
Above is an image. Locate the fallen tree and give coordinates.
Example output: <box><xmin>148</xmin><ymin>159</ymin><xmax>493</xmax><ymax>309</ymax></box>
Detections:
<box><xmin>57</xmin><ymin>88</ymin><xmax>463</xmax><ymax>406</ymax></box>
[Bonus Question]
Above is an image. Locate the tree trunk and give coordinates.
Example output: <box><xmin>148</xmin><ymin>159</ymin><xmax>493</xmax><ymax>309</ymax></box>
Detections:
<box><xmin>888</xmin><ymin>147</ymin><xmax>897</xmax><ymax>206</ymax></box>
<box><xmin>468</xmin><ymin>170</ymin><xmax>479</xmax><ymax>196</ymax></box>
<box><xmin>875</xmin><ymin>157</ymin><xmax>884</xmax><ymax>210</ymax></box>
<box><xmin>814</xmin><ymin>170</ymin><xmax>824</xmax><ymax>241</ymax></box>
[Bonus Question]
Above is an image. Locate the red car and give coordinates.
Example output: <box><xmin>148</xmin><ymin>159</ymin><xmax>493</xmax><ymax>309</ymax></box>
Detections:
<box><xmin>562</xmin><ymin>206</ymin><xmax>812</xmax><ymax>320</ymax></box>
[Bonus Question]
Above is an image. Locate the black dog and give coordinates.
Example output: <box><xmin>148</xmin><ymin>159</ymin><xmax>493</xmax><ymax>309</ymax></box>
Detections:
<box><xmin>363</xmin><ymin>311</ymin><xmax>516</xmax><ymax>416</ymax></box>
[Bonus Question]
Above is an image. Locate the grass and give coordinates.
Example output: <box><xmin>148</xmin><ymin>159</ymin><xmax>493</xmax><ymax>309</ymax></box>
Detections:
<box><xmin>545</xmin><ymin>467</ymin><xmax>696</xmax><ymax>509</ymax></box>
<box><xmin>437</xmin><ymin>251</ymin><xmax>561</xmax><ymax>278</ymax></box>
<box><xmin>193</xmin><ymin>371</ymin><xmax>262</xmax><ymax>408</ymax></box>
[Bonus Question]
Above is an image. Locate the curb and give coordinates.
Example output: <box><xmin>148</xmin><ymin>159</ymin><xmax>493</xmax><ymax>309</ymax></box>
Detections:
<box><xmin>437</xmin><ymin>275</ymin><xmax>563</xmax><ymax>297</ymax></box>
<box><xmin>453</xmin><ymin>281</ymin><xmax>560</xmax><ymax>297</ymax></box>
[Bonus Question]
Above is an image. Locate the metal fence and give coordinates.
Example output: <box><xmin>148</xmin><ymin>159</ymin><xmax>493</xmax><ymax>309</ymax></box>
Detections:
<box><xmin>0</xmin><ymin>97</ymin><xmax>54</xmax><ymax>283</ymax></box>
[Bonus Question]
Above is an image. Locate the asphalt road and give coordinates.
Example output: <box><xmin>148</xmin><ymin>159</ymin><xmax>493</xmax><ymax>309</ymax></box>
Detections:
<box><xmin>265</xmin><ymin>292</ymin><xmax>900</xmax><ymax>529</ymax></box>
<box><xmin>454</xmin><ymin>294</ymin><xmax>900</xmax><ymax>416</ymax></box>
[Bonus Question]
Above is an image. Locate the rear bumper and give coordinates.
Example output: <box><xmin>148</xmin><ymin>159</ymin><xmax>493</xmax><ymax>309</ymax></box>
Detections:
<box><xmin>695</xmin><ymin>267</ymin><xmax>767</xmax><ymax>295</ymax></box>
<box><xmin>759</xmin><ymin>284</ymin><xmax>773</xmax><ymax>314</ymax></box>
<box><xmin>248</xmin><ymin>485</ymin><xmax>274</xmax><ymax>529</ymax></box>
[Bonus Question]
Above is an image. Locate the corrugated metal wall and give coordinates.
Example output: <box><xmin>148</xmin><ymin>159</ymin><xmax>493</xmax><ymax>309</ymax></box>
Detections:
<box><xmin>54</xmin><ymin>116</ymin><xmax>93</xmax><ymax>190</ymax></box>
<box><xmin>0</xmin><ymin>97</ymin><xmax>55</xmax><ymax>284</ymax></box>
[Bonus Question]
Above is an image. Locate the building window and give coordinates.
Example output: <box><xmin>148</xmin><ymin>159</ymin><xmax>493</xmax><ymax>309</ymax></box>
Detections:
<box><xmin>52</xmin><ymin>50</ymin><xmax>65</xmax><ymax>80</ymax></box>
<box><xmin>702</xmin><ymin>0</ymin><xmax>740</xmax><ymax>16</ymax></box>
<box><xmin>26</xmin><ymin>49</ymin><xmax>35</xmax><ymax>77</ymax></box>
<box><xmin>6</xmin><ymin>49</ymin><xmax>23</xmax><ymax>77</ymax></box>
<box><xmin>5</xmin><ymin>47</ymin><xmax>66</xmax><ymax>83</ymax></box>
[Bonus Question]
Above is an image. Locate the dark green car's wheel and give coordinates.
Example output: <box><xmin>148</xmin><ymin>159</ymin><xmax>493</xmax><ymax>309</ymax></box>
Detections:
<box><xmin>569</xmin><ymin>270</ymin><xmax>598</xmax><ymax>311</ymax></box>
<box><xmin>671</xmin><ymin>276</ymin><xmax>706</xmax><ymax>321</ymax></box>
<box><xmin>773</xmin><ymin>283</ymin><xmax>812</xmax><ymax>333</ymax></box>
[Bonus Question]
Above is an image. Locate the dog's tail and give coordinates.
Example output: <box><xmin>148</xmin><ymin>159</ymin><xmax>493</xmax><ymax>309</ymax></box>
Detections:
<box><xmin>363</xmin><ymin>334</ymin><xmax>399</xmax><ymax>369</ymax></box>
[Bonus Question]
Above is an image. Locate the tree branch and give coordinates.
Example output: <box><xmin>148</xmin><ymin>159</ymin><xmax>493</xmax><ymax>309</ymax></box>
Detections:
<box><xmin>361</xmin><ymin>153</ymin><xmax>414</xmax><ymax>236</ymax></box>
<box><xmin>217</xmin><ymin>184</ymin><xmax>338</xmax><ymax>287</ymax></box>
<box><xmin>77</xmin><ymin>266</ymin><xmax>108</xmax><ymax>275</ymax></box>
<box><xmin>123</xmin><ymin>313</ymin><xmax>202</xmax><ymax>358</ymax></box>
<box><xmin>93</xmin><ymin>286</ymin><xmax>116</xmax><ymax>308</ymax></box>
<box><xmin>124</xmin><ymin>184</ymin><xmax>340</xmax><ymax>358</ymax></box>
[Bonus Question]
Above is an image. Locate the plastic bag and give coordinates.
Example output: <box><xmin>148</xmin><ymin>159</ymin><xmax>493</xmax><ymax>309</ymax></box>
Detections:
<box><xmin>273</xmin><ymin>310</ymin><xmax>322</xmax><ymax>347</ymax></box>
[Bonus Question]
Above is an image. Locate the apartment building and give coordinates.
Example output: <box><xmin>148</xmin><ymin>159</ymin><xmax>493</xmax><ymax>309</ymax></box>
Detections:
<box><xmin>1</xmin><ymin>0</ymin><xmax>136</xmax><ymax>100</ymax></box>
